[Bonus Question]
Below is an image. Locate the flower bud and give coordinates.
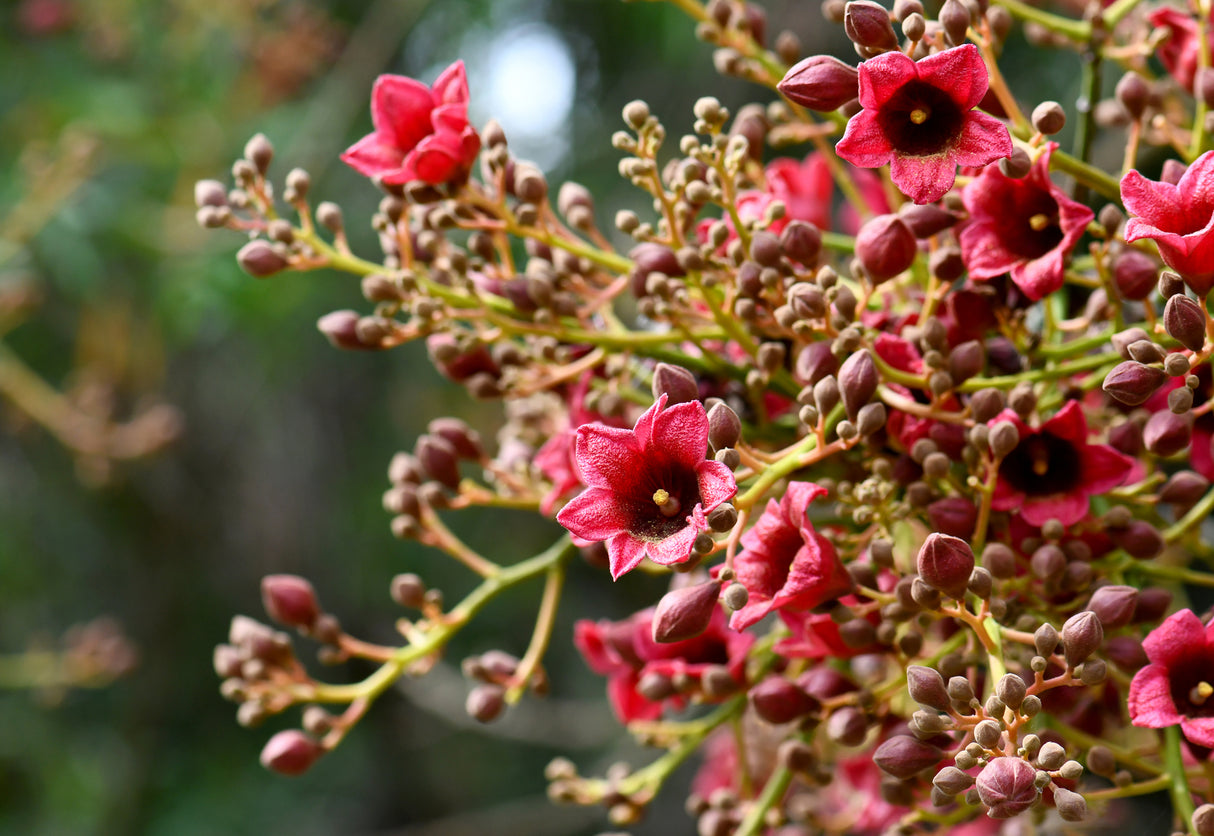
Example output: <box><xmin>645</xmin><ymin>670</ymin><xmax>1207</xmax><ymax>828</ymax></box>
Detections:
<box><xmin>917</xmin><ymin>533</ymin><xmax>975</xmax><ymax>600</ymax></box>
<box><xmin>1161</xmin><ymin>470</ymin><xmax>1210</xmax><ymax>507</ymax></box>
<box><xmin>629</xmin><ymin>243</ymin><xmax>683</xmax><ymax>297</ymax></box>
<box><xmin>261</xmin><ymin>575</ymin><xmax>322</xmax><ymax>630</ymax></box>
<box><xmin>653</xmin><ymin>581</ymin><xmax>720</xmax><ymax>643</ymax></box>
<box><xmin>838</xmin><ymin>350</ymin><xmax>877</xmax><ymax>420</ymax></box>
<box><xmin>1087</xmin><ymin>585</ymin><xmax>1138</xmax><ymax>629</ymax></box>
<box><xmin>416</xmin><ymin>434</ymin><xmax>462</xmax><ymax>490</ymax></box>
<box><xmin>1116</xmin><ymin>71</ymin><xmax>1149</xmax><ymax>120</ymax></box>
<box><xmin>1164</xmin><ymin>294</ymin><xmax>1207</xmax><ymax>351</ymax></box>
<box><xmin>976</xmin><ymin>757</ymin><xmax>1039</xmax><ymax>818</ymax></box>
<box><xmin>927</xmin><ymin>497</ymin><xmax>976</xmax><ymax>539</ymax></box>
<box><xmin>244</xmin><ymin>133</ymin><xmax>274</xmax><ymax>174</ymax></box>
<box><xmin>1112</xmin><ymin>249</ymin><xmax>1158</xmax><ymax>301</ymax></box>
<box><xmin>708</xmin><ymin>503</ymin><xmax>738</xmax><ymax>531</ymax></box>
<box><xmin>1053</xmin><ymin>786</ymin><xmax>1087</xmax><ymax>822</ymax></box>
<box><xmin>750</xmin><ymin>675</ymin><xmax>820</xmax><ymax>724</ymax></box>
<box><xmin>856</xmin><ymin>402</ymin><xmax>887</xmax><ymax>436</ymax></box>
<box><xmin>653</xmin><ymin>363</ymin><xmax>700</xmax><ymax>405</ymax></box>
<box><xmin>948</xmin><ymin>340</ymin><xmax>985</xmax><ymax>383</ymax></box>
<box><xmin>1102</xmin><ymin>361</ymin><xmax>1167</xmax><ymax>406</ymax></box>
<box><xmin>781</xmin><ymin>220</ymin><xmax>823</xmax><ymax>264</ymax></box>
<box><xmin>933</xmin><ymin>765</ymin><xmax>975</xmax><ymax>796</ymax></box>
<box><xmin>195</xmin><ymin>179</ymin><xmax>228</xmax><ymax>208</ymax></box>
<box><xmin>855</xmin><ymin>214</ymin><xmax>917</xmax><ymax>282</ymax></box>
<box><xmin>995</xmin><ymin>673</ymin><xmax>1027</xmax><ymax>709</ymax></box>
<box><xmin>1110</xmin><ymin>519</ymin><xmax>1164</xmax><ymax>559</ymax></box>
<box><xmin>1029</xmin><ymin>544</ymin><xmax>1065</xmax><ymax>581</ymax></box>
<box><xmin>778</xmin><ymin>54</ymin><xmax>860</xmax><ymax>111</ymax></box>
<box><xmin>260</xmin><ymin>730</ymin><xmax>323</xmax><ymax>776</ymax></box>
<box><xmin>1031</xmin><ymin>101</ymin><xmax>1066</xmax><ymax>135</ymax></box>
<box><xmin>906</xmin><ymin>664</ymin><xmax>951</xmax><ymax>711</ymax></box>
<box><xmin>1193</xmin><ymin>803</ymin><xmax>1214</xmax><ymax>836</ymax></box>
<box><xmin>796</xmin><ymin>341</ymin><xmax>839</xmax><ymax>384</ymax></box>
<box><xmin>1142</xmin><ymin>410</ymin><xmax>1193</xmax><ymax>457</ymax></box>
<box><xmin>939</xmin><ymin>0</ymin><xmax>971</xmax><ymax>45</ymax></box>
<box><xmin>428</xmin><ymin>417</ymin><xmax>484</xmax><ymax>460</ymax></box>
<box><xmin>826</xmin><ymin>706</ymin><xmax>869</xmax><ymax>745</ymax></box>
<box><xmin>982</xmin><ymin>542</ymin><xmax>1015</xmax><ymax>579</ymax></box>
<box><xmin>899</xmin><ymin>202</ymin><xmax>956</xmax><ymax>238</ymax></box>
<box><xmin>873</xmin><ymin>735</ymin><xmax>944</xmax><ymax>779</ymax></box>
<box><xmin>844</xmin><ymin>0</ymin><xmax>899</xmax><ymax>51</ymax></box>
<box><xmin>706</xmin><ymin>403</ymin><xmax>742</xmax><ymax>451</ymax></box>
<box><xmin>237</xmin><ymin>240</ymin><xmax>288</xmax><ymax>278</ymax></box>
<box><xmin>466</xmin><ymin>683</ymin><xmax>505</xmax><ymax>722</ymax></box>
<box><xmin>1061</xmin><ymin>611</ymin><xmax>1103</xmax><ymax>668</ymax></box>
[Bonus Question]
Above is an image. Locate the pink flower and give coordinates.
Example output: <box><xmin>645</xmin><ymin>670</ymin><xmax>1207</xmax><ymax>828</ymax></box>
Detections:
<box><xmin>726</xmin><ymin>482</ymin><xmax>852</xmax><ymax>630</ymax></box>
<box><xmin>1128</xmin><ymin>609</ymin><xmax>1214</xmax><ymax>748</ymax></box>
<box><xmin>574</xmin><ymin>606</ymin><xmax>753</xmax><ymax>723</ymax></box>
<box><xmin>836</xmin><ymin>44</ymin><xmax>1012</xmax><ymax>204</ymax></box>
<box><xmin>1122</xmin><ymin>151</ymin><xmax>1214</xmax><ymax>295</ymax></box>
<box><xmin>1150</xmin><ymin>7</ymin><xmax>1206</xmax><ymax>92</ymax></box>
<box><xmin>989</xmin><ymin>400</ymin><xmax>1135</xmax><ymax>527</ymax></box>
<box><xmin>341</xmin><ymin>61</ymin><xmax>481</xmax><ymax>186</ymax></box>
<box><xmin>556</xmin><ymin>395</ymin><xmax>737</xmax><ymax>579</ymax></box>
<box><xmin>960</xmin><ymin>142</ymin><xmax>1094</xmax><ymax>300</ymax></box>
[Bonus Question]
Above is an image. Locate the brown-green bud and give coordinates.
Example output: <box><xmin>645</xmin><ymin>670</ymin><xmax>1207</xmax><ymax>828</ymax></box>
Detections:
<box><xmin>995</xmin><ymin>673</ymin><xmax>1027</xmax><ymax>709</ymax></box>
<box><xmin>1036</xmin><ymin>741</ymin><xmax>1066</xmax><ymax>770</ymax></box>
<box><xmin>416</xmin><ymin>434</ymin><xmax>461</xmax><ymax>490</ymax></box>
<box><xmin>653</xmin><ymin>363</ymin><xmax>700</xmax><ymax>405</ymax></box>
<box><xmin>782</xmin><ymin>220</ymin><xmax>823</xmax><ymax>264</ymax></box>
<box><xmin>907</xmin><ymin>665</ymin><xmax>951</xmax><ymax>711</ymax></box>
<box><xmin>1031</xmin><ymin>101</ymin><xmax>1066</xmax><ymax>135</ymax></box>
<box><xmin>838</xmin><ymin>350</ymin><xmax>878</xmax><ymax>420</ymax></box>
<box><xmin>1143</xmin><ymin>410</ymin><xmax>1193</xmax><ymax>457</ymax></box>
<box><xmin>974</xmin><ymin>719</ymin><xmax>1003</xmax><ymax>748</ymax></box>
<box><xmin>1192</xmin><ymin>803</ymin><xmax>1214</xmax><ymax>836</ymax></box>
<box><xmin>933</xmin><ymin>765</ymin><xmax>975</xmax><ymax>796</ymax></box>
<box><xmin>1053</xmin><ymin>786</ymin><xmax>1087</xmax><ymax>822</ymax></box>
<box><xmin>844</xmin><ymin>0</ymin><xmax>899</xmax><ymax>51</ymax></box>
<box><xmin>1034</xmin><ymin>622</ymin><xmax>1060</xmax><ymax>657</ymax></box>
<box><xmin>1110</xmin><ymin>519</ymin><xmax>1165</xmax><ymax>559</ymax></box>
<box><xmin>708</xmin><ymin>503</ymin><xmax>738</xmax><ymax>532</ymax></box>
<box><xmin>826</xmin><ymin>706</ymin><xmax>869</xmax><ymax>745</ymax></box>
<box><xmin>261</xmin><ymin>575</ymin><xmax>321</xmax><ymax>631</ymax></box>
<box><xmin>1161</xmin><ymin>471</ymin><xmax>1210</xmax><ymax>507</ymax></box>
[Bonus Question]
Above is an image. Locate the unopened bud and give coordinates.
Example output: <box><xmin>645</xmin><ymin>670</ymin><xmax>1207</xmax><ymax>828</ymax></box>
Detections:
<box><xmin>917</xmin><ymin>533</ymin><xmax>975</xmax><ymax>600</ymax></box>
<box><xmin>466</xmin><ymin>683</ymin><xmax>506</xmax><ymax>722</ymax></box>
<box><xmin>261</xmin><ymin>575</ymin><xmax>321</xmax><ymax>630</ymax></box>
<box><xmin>782</xmin><ymin>221</ymin><xmax>823</xmax><ymax>264</ymax></box>
<box><xmin>653</xmin><ymin>581</ymin><xmax>720</xmax><ymax>643</ymax></box>
<box><xmin>939</xmin><ymin>0</ymin><xmax>971</xmax><ymax>45</ymax></box>
<box><xmin>1113</xmin><ymin>249</ymin><xmax>1159</xmax><ymax>301</ymax></box>
<box><xmin>195</xmin><ymin>179</ymin><xmax>228</xmax><ymax>208</ymax></box>
<box><xmin>844</xmin><ymin>0</ymin><xmax>899</xmax><ymax>50</ymax></box>
<box><xmin>1087</xmin><ymin>585</ymin><xmax>1138</xmax><ymax>629</ymax></box>
<box><xmin>1116</xmin><ymin>71</ymin><xmax>1149</xmax><ymax>120</ymax></box>
<box><xmin>653</xmin><ymin>363</ymin><xmax>699</xmax><ymax>405</ymax></box>
<box><xmin>1193</xmin><ymin>803</ymin><xmax>1214</xmax><ymax>836</ymax></box>
<box><xmin>416</xmin><ymin>434</ymin><xmax>462</xmax><ymax>490</ymax></box>
<box><xmin>976</xmin><ymin>757</ymin><xmax>1039</xmax><ymax>818</ymax></box>
<box><xmin>1053</xmin><ymin>786</ymin><xmax>1087</xmax><ymax>822</ymax></box>
<box><xmin>1164</xmin><ymin>294</ymin><xmax>1207</xmax><ymax>352</ymax></box>
<box><xmin>838</xmin><ymin>350</ymin><xmax>878</xmax><ymax>419</ymax></box>
<box><xmin>1031</xmin><ymin>101</ymin><xmax>1066</xmax><ymax>135</ymax></box>
<box><xmin>237</xmin><ymin>240</ymin><xmax>288</xmax><ymax>278</ymax></box>
<box><xmin>708</xmin><ymin>503</ymin><xmax>738</xmax><ymax>531</ymax></box>
<box><xmin>855</xmin><ymin>214</ymin><xmax>916</xmax><ymax>281</ymax></box>
<box><xmin>1103</xmin><ymin>361</ymin><xmax>1167</xmax><ymax>406</ymax></box>
<box><xmin>244</xmin><ymin>133</ymin><xmax>274</xmax><ymax>174</ymax></box>
<box><xmin>873</xmin><ymin>735</ymin><xmax>943</xmax><ymax>779</ymax></box>
<box><xmin>778</xmin><ymin>54</ymin><xmax>860</xmax><ymax>111</ymax></box>
<box><xmin>1061</xmin><ymin>611</ymin><xmax>1103</xmax><ymax>668</ymax></box>
<box><xmin>260</xmin><ymin>730</ymin><xmax>323</xmax><ymax>776</ymax></box>
<box><xmin>751</xmin><ymin>676</ymin><xmax>820</xmax><ymax>724</ymax></box>
<box><xmin>1143</xmin><ymin>410</ymin><xmax>1193</xmax><ymax>457</ymax></box>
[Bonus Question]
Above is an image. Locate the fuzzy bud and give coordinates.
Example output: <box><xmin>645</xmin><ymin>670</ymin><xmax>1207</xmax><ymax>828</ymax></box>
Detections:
<box><xmin>781</xmin><ymin>220</ymin><xmax>823</xmax><ymax>264</ymax></box>
<box><xmin>1193</xmin><ymin>804</ymin><xmax>1214</xmax><ymax>836</ymax></box>
<box><xmin>1161</xmin><ymin>471</ymin><xmax>1210</xmax><ymax>507</ymax></box>
<box><xmin>260</xmin><ymin>730</ymin><xmax>323</xmax><ymax>776</ymax></box>
<box><xmin>261</xmin><ymin>575</ymin><xmax>322</xmax><ymax>630</ymax></box>
<box><xmin>416</xmin><ymin>434</ymin><xmax>462</xmax><ymax>490</ymax></box>
<box><xmin>844</xmin><ymin>0</ymin><xmax>899</xmax><ymax>50</ymax></box>
<box><xmin>976</xmin><ymin>757</ymin><xmax>1039</xmax><ymax>818</ymax></box>
<box><xmin>917</xmin><ymin>533</ymin><xmax>975</xmax><ymax>600</ymax></box>
<box><xmin>826</xmin><ymin>706</ymin><xmax>869</xmax><ymax>745</ymax></box>
<box><xmin>707</xmin><ymin>403</ymin><xmax>742</xmax><ymax>450</ymax></box>
<box><xmin>1164</xmin><ymin>294</ymin><xmax>1207</xmax><ymax>352</ymax></box>
<box><xmin>237</xmin><ymin>240</ymin><xmax>288</xmax><ymax>278</ymax></box>
<box><xmin>1143</xmin><ymin>410</ymin><xmax>1193</xmax><ymax>457</ymax></box>
<box><xmin>933</xmin><ymin>765</ymin><xmax>975</xmax><ymax>796</ymax></box>
<box><xmin>652</xmin><ymin>363</ymin><xmax>700</xmax><ymax>405</ymax></box>
<box><xmin>855</xmin><ymin>214</ymin><xmax>917</xmax><ymax>282</ymax></box>
<box><xmin>1031</xmin><ymin>101</ymin><xmax>1066</xmax><ymax>135</ymax></box>
<box><xmin>1087</xmin><ymin>585</ymin><xmax>1138</xmax><ymax>629</ymax></box>
<box><xmin>750</xmin><ymin>676</ymin><xmax>820</xmax><ymax>724</ymax></box>
<box><xmin>838</xmin><ymin>350</ymin><xmax>878</xmax><ymax>420</ymax></box>
<box><xmin>653</xmin><ymin>581</ymin><xmax>720</xmax><ymax>643</ymax></box>
<box><xmin>466</xmin><ymin>683</ymin><xmax>505</xmax><ymax>722</ymax></box>
<box><xmin>995</xmin><ymin>673</ymin><xmax>1027</xmax><ymax>709</ymax></box>
<box><xmin>1061</xmin><ymin>611</ymin><xmax>1103</xmax><ymax>668</ymax></box>
<box><xmin>1110</xmin><ymin>519</ymin><xmax>1165</xmax><ymax>559</ymax></box>
<box><xmin>778</xmin><ymin>55</ymin><xmax>860</xmax><ymax>111</ymax></box>
<box><xmin>907</xmin><ymin>664</ymin><xmax>951</xmax><ymax>711</ymax></box>
<box><xmin>1113</xmin><ymin>249</ymin><xmax>1159</xmax><ymax>301</ymax></box>
<box><xmin>873</xmin><ymin>735</ymin><xmax>944</xmax><ymax>779</ymax></box>
<box><xmin>1102</xmin><ymin>361</ymin><xmax>1167</xmax><ymax>406</ymax></box>
<box><xmin>1053</xmin><ymin>786</ymin><xmax>1087</xmax><ymax>822</ymax></box>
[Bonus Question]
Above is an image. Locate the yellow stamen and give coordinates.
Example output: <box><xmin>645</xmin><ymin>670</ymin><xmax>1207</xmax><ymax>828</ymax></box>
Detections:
<box><xmin>1029</xmin><ymin>213</ymin><xmax>1051</xmax><ymax>231</ymax></box>
<box><xmin>1191</xmin><ymin>681</ymin><xmax>1214</xmax><ymax>706</ymax></box>
<box><xmin>1031</xmin><ymin>442</ymin><xmax>1050</xmax><ymax>476</ymax></box>
<box><xmin>909</xmin><ymin>107</ymin><xmax>930</xmax><ymax>125</ymax></box>
<box><xmin>653</xmin><ymin>489</ymin><xmax>682</xmax><ymax>517</ymax></box>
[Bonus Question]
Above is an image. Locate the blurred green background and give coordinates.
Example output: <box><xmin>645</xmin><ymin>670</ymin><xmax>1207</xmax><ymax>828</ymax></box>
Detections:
<box><xmin>0</xmin><ymin>0</ymin><xmax>1084</xmax><ymax>833</ymax></box>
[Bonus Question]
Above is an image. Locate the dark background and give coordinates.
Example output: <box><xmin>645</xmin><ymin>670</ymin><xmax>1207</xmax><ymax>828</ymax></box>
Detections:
<box><xmin>0</xmin><ymin>1</ymin><xmax>1091</xmax><ymax>833</ymax></box>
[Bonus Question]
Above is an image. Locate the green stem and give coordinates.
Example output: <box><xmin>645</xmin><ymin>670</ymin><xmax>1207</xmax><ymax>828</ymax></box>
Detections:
<box><xmin>735</xmin><ymin>759</ymin><xmax>795</xmax><ymax>836</ymax></box>
<box><xmin>957</xmin><ymin>351</ymin><xmax>1119</xmax><ymax>392</ymax></box>
<box><xmin>1102</xmin><ymin>0</ymin><xmax>1146</xmax><ymax>27</ymax></box>
<box><xmin>1050</xmin><ymin>148</ymin><xmax>1122</xmax><ymax>203</ymax></box>
<box><xmin>1165</xmin><ymin>725</ymin><xmax>1198</xmax><ymax>834</ymax></box>
<box><xmin>619</xmin><ymin>694</ymin><xmax>747</xmax><ymax>797</ymax></box>
<box><xmin>995</xmin><ymin>0</ymin><xmax>1089</xmax><ymax>41</ymax></box>
<box><xmin>735</xmin><ymin>434</ymin><xmax>819</xmax><ymax>510</ymax></box>
<box><xmin>1165</xmin><ymin>485</ymin><xmax>1214</xmax><ymax>542</ymax></box>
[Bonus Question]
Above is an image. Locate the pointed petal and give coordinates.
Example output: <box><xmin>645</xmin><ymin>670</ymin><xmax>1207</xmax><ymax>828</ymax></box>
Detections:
<box><xmin>408</xmin><ymin>134</ymin><xmax>462</xmax><ymax>184</ymax></box>
<box><xmin>432</xmin><ymin>60</ymin><xmax>471</xmax><ymax>106</ymax></box>
<box><xmin>632</xmin><ymin>396</ymin><xmax>666</xmax><ymax>450</ymax></box>
<box><xmin>573</xmin><ymin>424</ymin><xmax>645</xmax><ymax>491</ymax></box>
<box><xmin>951</xmin><ymin>112</ymin><xmax>1013</xmax><ymax>167</ymax></box>
<box><xmin>890</xmin><ymin>152</ymin><xmax>957</xmax><ymax>205</ymax></box>
<box><xmin>858</xmin><ymin>49</ymin><xmax>917</xmax><ymax>109</ymax></box>
<box><xmin>695</xmin><ymin>460</ymin><xmax>738</xmax><ymax>510</ymax></box>
<box><xmin>371</xmin><ymin>74</ymin><xmax>436</xmax><ymax>153</ymax></box>
<box><xmin>651</xmin><ymin>400</ymin><xmax>710</xmax><ymax>470</ymax></box>
<box><xmin>1183</xmin><ymin>716</ymin><xmax>1214</xmax><ymax>748</ymax></box>
<box><xmin>1121</xmin><ymin>170</ymin><xmax>1181</xmax><ymax>229</ymax></box>
<box><xmin>556</xmin><ymin>487</ymin><xmax>625</xmax><ymax>542</ymax></box>
<box><xmin>1078</xmin><ymin>444</ymin><xmax>1135</xmax><ymax>494</ymax></box>
<box><xmin>1144</xmin><ymin>609</ymin><xmax>1208</xmax><ymax>670</ymax></box>
<box><xmin>1009</xmin><ymin>252</ymin><xmax>1065</xmax><ymax>300</ymax></box>
<box><xmin>607</xmin><ymin>532</ymin><xmax>648</xmax><ymax>580</ymax></box>
<box><xmin>1178</xmin><ymin>150</ymin><xmax>1214</xmax><ymax>210</ymax></box>
<box><xmin>646</xmin><ymin>523</ymin><xmax>698</xmax><ymax>567</ymax></box>
<box><xmin>340</xmin><ymin>132</ymin><xmax>405</xmax><ymax>177</ymax></box>
<box><xmin>917</xmin><ymin>44</ymin><xmax>989</xmax><ymax>109</ymax></box>
<box><xmin>1128</xmin><ymin>664</ymin><xmax>1181</xmax><ymax>728</ymax></box>
<box><xmin>1040</xmin><ymin>400</ymin><xmax>1086</xmax><ymax>444</ymax></box>
<box><xmin>836</xmin><ymin>111</ymin><xmax>893</xmax><ymax>168</ymax></box>
<box><xmin>1019</xmin><ymin>492</ymin><xmax>1089</xmax><ymax>527</ymax></box>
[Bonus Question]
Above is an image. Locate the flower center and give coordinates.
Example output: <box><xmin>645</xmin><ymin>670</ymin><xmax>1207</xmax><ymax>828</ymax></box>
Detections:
<box><xmin>909</xmin><ymin>107</ymin><xmax>930</xmax><ymax>125</ymax></box>
<box><xmin>1192</xmin><ymin>681</ymin><xmax>1214</xmax><ymax>706</ymax></box>
<box><xmin>1029</xmin><ymin>213</ymin><xmax>1051</xmax><ymax>231</ymax></box>
<box><xmin>877</xmin><ymin>79</ymin><xmax>965</xmax><ymax>158</ymax></box>
<box><xmin>653</xmin><ymin>489</ymin><xmax>682</xmax><ymax>518</ymax></box>
<box><xmin>999</xmin><ymin>431</ymin><xmax>1082</xmax><ymax>497</ymax></box>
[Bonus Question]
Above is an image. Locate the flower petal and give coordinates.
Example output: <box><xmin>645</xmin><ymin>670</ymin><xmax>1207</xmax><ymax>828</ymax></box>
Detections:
<box><xmin>1020</xmin><ymin>492</ymin><xmax>1089</xmax><ymax>527</ymax></box>
<box><xmin>1128</xmin><ymin>663</ymin><xmax>1182</xmax><ymax>728</ymax></box>
<box><xmin>340</xmin><ymin>133</ymin><xmax>405</xmax><ymax>178</ymax></box>
<box><xmin>431</xmin><ymin>60</ymin><xmax>470</xmax><ymax>106</ymax></box>
<box><xmin>556</xmin><ymin>487</ymin><xmax>625</xmax><ymax>542</ymax></box>
<box><xmin>917</xmin><ymin>44</ymin><xmax>989</xmax><ymax>110</ymax></box>
<box><xmin>858</xmin><ymin>49</ymin><xmax>917</xmax><ymax>110</ymax></box>
<box><xmin>1144</xmin><ymin>609</ymin><xmax>1208</xmax><ymax>670</ymax></box>
<box><xmin>890</xmin><ymin>152</ymin><xmax>957</xmax><ymax>205</ymax></box>
<box><xmin>695</xmin><ymin>460</ymin><xmax>739</xmax><ymax>511</ymax></box>
<box><xmin>950</xmin><ymin>111</ymin><xmax>1013</xmax><ymax>167</ymax></box>
<box><xmin>371</xmin><ymin>74</ymin><xmax>436</xmax><ymax>153</ymax></box>
<box><xmin>651</xmin><ymin>399</ymin><xmax>711</xmax><ymax>471</ymax></box>
<box><xmin>573</xmin><ymin>424</ymin><xmax>645</xmax><ymax>491</ymax></box>
<box><xmin>607</xmin><ymin>531</ymin><xmax>649</xmax><ymax>580</ymax></box>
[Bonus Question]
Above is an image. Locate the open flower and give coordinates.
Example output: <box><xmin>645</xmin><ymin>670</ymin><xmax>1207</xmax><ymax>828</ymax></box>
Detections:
<box><xmin>1122</xmin><ymin>151</ymin><xmax>1214</xmax><ymax>295</ymax></box>
<box><xmin>556</xmin><ymin>395</ymin><xmax>737</xmax><ymax>579</ymax></box>
<box><xmin>1128</xmin><ymin>609</ymin><xmax>1214</xmax><ymax>748</ymax></box>
<box><xmin>989</xmin><ymin>400</ymin><xmax>1135</xmax><ymax>527</ymax></box>
<box><xmin>341</xmin><ymin>61</ymin><xmax>481</xmax><ymax>186</ymax></box>
<box><xmin>960</xmin><ymin>142</ymin><xmax>1094</xmax><ymax>300</ymax></box>
<box><xmin>1150</xmin><ymin>6</ymin><xmax>1206</xmax><ymax>92</ymax></box>
<box><xmin>726</xmin><ymin>481</ymin><xmax>852</xmax><ymax>630</ymax></box>
<box><xmin>836</xmin><ymin>44</ymin><xmax>1012</xmax><ymax>204</ymax></box>
<box><xmin>574</xmin><ymin>605</ymin><xmax>753</xmax><ymax>722</ymax></box>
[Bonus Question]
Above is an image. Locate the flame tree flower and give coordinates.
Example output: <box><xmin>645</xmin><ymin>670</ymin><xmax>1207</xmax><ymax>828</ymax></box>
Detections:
<box><xmin>959</xmin><ymin>142</ymin><xmax>1094</xmax><ymax>301</ymax></box>
<box><xmin>1129</xmin><ymin>609</ymin><xmax>1214</xmax><ymax>748</ymax></box>
<box><xmin>835</xmin><ymin>44</ymin><xmax>1012</xmax><ymax>204</ymax></box>
<box><xmin>1121</xmin><ymin>150</ymin><xmax>1214</xmax><ymax>296</ymax></box>
<box><xmin>341</xmin><ymin>61</ymin><xmax>481</xmax><ymax>186</ymax></box>
<box><xmin>556</xmin><ymin>395</ymin><xmax>737</xmax><ymax>579</ymax></box>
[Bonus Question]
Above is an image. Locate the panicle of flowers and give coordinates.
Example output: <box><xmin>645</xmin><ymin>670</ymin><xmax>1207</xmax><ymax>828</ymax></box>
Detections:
<box><xmin>195</xmin><ymin>1</ymin><xmax>1214</xmax><ymax>834</ymax></box>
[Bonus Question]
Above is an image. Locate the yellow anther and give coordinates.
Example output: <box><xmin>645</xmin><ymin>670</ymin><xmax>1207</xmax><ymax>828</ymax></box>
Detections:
<box><xmin>1191</xmin><ymin>681</ymin><xmax>1214</xmax><ymax>706</ymax></box>
<box><xmin>910</xmin><ymin>107</ymin><xmax>930</xmax><ymax>125</ymax></box>
<box><xmin>1029</xmin><ymin>213</ymin><xmax>1051</xmax><ymax>231</ymax></box>
<box><xmin>653</xmin><ymin>489</ymin><xmax>682</xmax><ymax>517</ymax></box>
